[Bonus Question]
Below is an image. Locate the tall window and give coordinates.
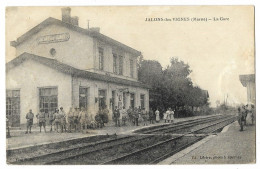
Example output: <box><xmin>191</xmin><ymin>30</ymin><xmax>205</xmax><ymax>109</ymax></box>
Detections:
<box><xmin>6</xmin><ymin>90</ymin><xmax>20</xmax><ymax>127</ymax></box>
<box><xmin>98</xmin><ymin>47</ymin><xmax>104</xmax><ymax>70</ymax></box>
<box><xmin>130</xmin><ymin>93</ymin><xmax>135</xmax><ymax>108</ymax></box>
<box><xmin>140</xmin><ymin>94</ymin><xmax>145</xmax><ymax>109</ymax></box>
<box><xmin>118</xmin><ymin>55</ymin><xmax>123</xmax><ymax>75</ymax></box>
<box><xmin>39</xmin><ymin>87</ymin><xmax>58</xmax><ymax>114</ymax></box>
<box><xmin>130</xmin><ymin>59</ymin><xmax>134</xmax><ymax>78</ymax></box>
<box><xmin>79</xmin><ymin>87</ymin><xmax>88</xmax><ymax>109</ymax></box>
<box><xmin>113</xmin><ymin>54</ymin><xmax>117</xmax><ymax>74</ymax></box>
<box><xmin>98</xmin><ymin>90</ymin><xmax>106</xmax><ymax>109</ymax></box>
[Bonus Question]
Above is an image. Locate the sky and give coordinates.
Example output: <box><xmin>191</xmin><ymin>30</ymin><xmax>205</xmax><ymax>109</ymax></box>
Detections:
<box><xmin>5</xmin><ymin>6</ymin><xmax>255</xmax><ymax>107</ymax></box>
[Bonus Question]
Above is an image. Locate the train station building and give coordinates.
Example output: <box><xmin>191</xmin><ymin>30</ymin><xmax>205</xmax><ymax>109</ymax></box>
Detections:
<box><xmin>6</xmin><ymin>7</ymin><xmax>150</xmax><ymax>127</ymax></box>
<box><xmin>239</xmin><ymin>74</ymin><xmax>255</xmax><ymax>105</ymax></box>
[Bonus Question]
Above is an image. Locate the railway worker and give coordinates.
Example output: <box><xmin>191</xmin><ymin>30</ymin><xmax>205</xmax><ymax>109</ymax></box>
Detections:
<box><xmin>149</xmin><ymin>108</ymin><xmax>154</xmax><ymax>124</ymax></box>
<box><xmin>155</xmin><ymin>108</ymin><xmax>160</xmax><ymax>123</ymax></box>
<box><xmin>170</xmin><ymin>108</ymin><xmax>175</xmax><ymax>123</ymax></box>
<box><xmin>53</xmin><ymin>108</ymin><xmax>62</xmax><ymax>132</ymax></box>
<box><xmin>73</xmin><ymin>107</ymin><xmax>80</xmax><ymax>132</ymax></box>
<box><xmin>25</xmin><ymin>109</ymin><xmax>34</xmax><ymax>134</ymax></box>
<box><xmin>60</xmin><ymin>107</ymin><xmax>67</xmax><ymax>133</ymax></box>
<box><xmin>36</xmin><ymin>109</ymin><xmax>46</xmax><ymax>133</ymax></box>
<box><xmin>67</xmin><ymin>107</ymin><xmax>74</xmax><ymax>132</ymax></box>
<box><xmin>48</xmin><ymin>110</ymin><xmax>55</xmax><ymax>132</ymax></box>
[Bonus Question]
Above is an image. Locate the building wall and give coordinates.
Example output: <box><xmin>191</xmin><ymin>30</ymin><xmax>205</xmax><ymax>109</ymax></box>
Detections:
<box><xmin>16</xmin><ymin>24</ymin><xmax>94</xmax><ymax>70</ymax></box>
<box><xmin>6</xmin><ymin>59</ymin><xmax>72</xmax><ymax>124</ymax></box>
<box><xmin>246</xmin><ymin>81</ymin><xmax>256</xmax><ymax>104</ymax></box>
<box><xmin>91</xmin><ymin>39</ymin><xmax>138</xmax><ymax>81</ymax></box>
<box><xmin>72</xmin><ymin>76</ymin><xmax>149</xmax><ymax>120</ymax></box>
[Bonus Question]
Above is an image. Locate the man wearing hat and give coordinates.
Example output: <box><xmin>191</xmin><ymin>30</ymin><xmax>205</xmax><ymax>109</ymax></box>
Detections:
<box><xmin>73</xmin><ymin>107</ymin><xmax>80</xmax><ymax>132</ymax></box>
<box><xmin>25</xmin><ymin>109</ymin><xmax>34</xmax><ymax>134</ymax></box>
<box><xmin>53</xmin><ymin>108</ymin><xmax>61</xmax><ymax>132</ymax></box>
<box><xmin>67</xmin><ymin>107</ymin><xmax>74</xmax><ymax>132</ymax></box>
<box><xmin>60</xmin><ymin>107</ymin><xmax>67</xmax><ymax>133</ymax></box>
<box><xmin>36</xmin><ymin>109</ymin><xmax>46</xmax><ymax>133</ymax></box>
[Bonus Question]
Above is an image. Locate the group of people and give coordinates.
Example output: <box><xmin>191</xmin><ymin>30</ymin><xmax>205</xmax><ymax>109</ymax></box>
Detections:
<box><xmin>237</xmin><ymin>104</ymin><xmax>255</xmax><ymax>131</ymax></box>
<box><xmin>111</xmin><ymin>107</ymin><xmax>175</xmax><ymax>127</ymax></box>
<box><xmin>25</xmin><ymin>105</ymin><xmax>177</xmax><ymax>133</ymax></box>
<box><xmin>25</xmin><ymin>106</ymin><xmax>108</xmax><ymax>134</ymax></box>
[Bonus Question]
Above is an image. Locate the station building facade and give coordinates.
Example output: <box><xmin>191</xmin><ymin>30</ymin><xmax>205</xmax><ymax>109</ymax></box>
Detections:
<box><xmin>6</xmin><ymin>8</ymin><xmax>149</xmax><ymax>127</ymax></box>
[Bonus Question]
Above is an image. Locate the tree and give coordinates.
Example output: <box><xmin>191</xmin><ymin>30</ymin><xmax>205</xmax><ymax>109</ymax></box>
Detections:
<box><xmin>138</xmin><ymin>60</ymin><xmax>164</xmax><ymax>110</ymax></box>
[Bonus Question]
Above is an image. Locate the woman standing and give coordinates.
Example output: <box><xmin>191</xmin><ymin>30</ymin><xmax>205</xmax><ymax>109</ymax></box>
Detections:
<box><xmin>163</xmin><ymin>110</ymin><xmax>167</xmax><ymax>123</ymax></box>
<box><xmin>155</xmin><ymin>108</ymin><xmax>160</xmax><ymax>123</ymax></box>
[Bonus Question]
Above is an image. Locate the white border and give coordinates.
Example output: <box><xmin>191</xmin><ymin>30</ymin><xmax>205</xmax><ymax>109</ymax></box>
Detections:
<box><xmin>0</xmin><ymin>1</ymin><xmax>259</xmax><ymax>169</ymax></box>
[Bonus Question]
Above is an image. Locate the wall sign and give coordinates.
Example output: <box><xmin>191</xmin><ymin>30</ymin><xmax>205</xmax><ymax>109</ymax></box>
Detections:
<box><xmin>37</xmin><ymin>33</ymin><xmax>70</xmax><ymax>44</ymax></box>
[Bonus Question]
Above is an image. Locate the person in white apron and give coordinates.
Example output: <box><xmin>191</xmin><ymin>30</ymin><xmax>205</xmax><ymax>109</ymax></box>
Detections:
<box><xmin>166</xmin><ymin>108</ymin><xmax>171</xmax><ymax>123</ymax></box>
<box><xmin>155</xmin><ymin>109</ymin><xmax>160</xmax><ymax>123</ymax></box>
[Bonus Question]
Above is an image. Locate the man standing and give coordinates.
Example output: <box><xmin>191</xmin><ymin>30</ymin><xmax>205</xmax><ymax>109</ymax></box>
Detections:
<box><xmin>60</xmin><ymin>107</ymin><xmax>67</xmax><ymax>133</ymax></box>
<box><xmin>149</xmin><ymin>108</ymin><xmax>154</xmax><ymax>124</ymax></box>
<box><xmin>121</xmin><ymin>106</ymin><xmax>127</xmax><ymax>126</ymax></box>
<box><xmin>73</xmin><ymin>107</ymin><xmax>80</xmax><ymax>132</ymax></box>
<box><xmin>48</xmin><ymin>110</ymin><xmax>55</xmax><ymax>132</ymax></box>
<box><xmin>79</xmin><ymin>107</ymin><xmax>87</xmax><ymax>131</ymax></box>
<box><xmin>113</xmin><ymin>106</ymin><xmax>120</xmax><ymax>127</ymax></box>
<box><xmin>25</xmin><ymin>109</ymin><xmax>34</xmax><ymax>134</ymax></box>
<box><xmin>67</xmin><ymin>107</ymin><xmax>74</xmax><ymax>132</ymax></box>
<box><xmin>237</xmin><ymin>107</ymin><xmax>244</xmax><ymax>131</ymax></box>
<box><xmin>36</xmin><ymin>109</ymin><xmax>46</xmax><ymax>133</ymax></box>
<box><xmin>53</xmin><ymin>109</ymin><xmax>61</xmax><ymax>133</ymax></box>
<box><xmin>134</xmin><ymin>107</ymin><xmax>139</xmax><ymax>126</ymax></box>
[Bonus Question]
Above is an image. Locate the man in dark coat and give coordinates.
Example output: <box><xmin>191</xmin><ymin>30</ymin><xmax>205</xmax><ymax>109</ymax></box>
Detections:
<box><xmin>25</xmin><ymin>109</ymin><xmax>34</xmax><ymax>134</ymax></box>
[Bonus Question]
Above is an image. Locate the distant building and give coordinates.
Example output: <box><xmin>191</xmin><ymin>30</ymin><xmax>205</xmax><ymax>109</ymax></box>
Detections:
<box><xmin>239</xmin><ymin>74</ymin><xmax>255</xmax><ymax>104</ymax></box>
<box><xmin>6</xmin><ymin>7</ymin><xmax>149</xmax><ymax>127</ymax></box>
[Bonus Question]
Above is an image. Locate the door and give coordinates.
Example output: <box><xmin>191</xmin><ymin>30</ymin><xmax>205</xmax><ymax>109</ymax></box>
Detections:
<box><xmin>98</xmin><ymin>90</ymin><xmax>106</xmax><ymax>109</ymax></box>
<box><xmin>79</xmin><ymin>87</ymin><xmax>88</xmax><ymax>109</ymax></box>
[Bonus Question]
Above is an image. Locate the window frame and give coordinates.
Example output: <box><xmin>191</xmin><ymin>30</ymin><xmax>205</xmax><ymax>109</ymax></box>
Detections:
<box><xmin>98</xmin><ymin>47</ymin><xmax>104</xmax><ymax>70</ymax></box>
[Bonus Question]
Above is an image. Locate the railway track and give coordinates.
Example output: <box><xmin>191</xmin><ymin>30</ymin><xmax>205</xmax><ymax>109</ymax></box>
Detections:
<box><xmin>8</xmin><ymin>115</ymin><xmax>236</xmax><ymax>165</ymax></box>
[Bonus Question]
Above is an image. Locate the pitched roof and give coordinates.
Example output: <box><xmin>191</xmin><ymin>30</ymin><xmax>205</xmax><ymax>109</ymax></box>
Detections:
<box><xmin>6</xmin><ymin>52</ymin><xmax>150</xmax><ymax>89</ymax></box>
<box><xmin>10</xmin><ymin>17</ymin><xmax>141</xmax><ymax>56</ymax></box>
<box><xmin>239</xmin><ymin>74</ymin><xmax>255</xmax><ymax>87</ymax></box>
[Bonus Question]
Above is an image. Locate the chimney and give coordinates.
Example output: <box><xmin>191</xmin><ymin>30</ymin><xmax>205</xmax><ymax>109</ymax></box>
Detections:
<box><xmin>61</xmin><ymin>7</ymin><xmax>71</xmax><ymax>23</ymax></box>
<box><xmin>89</xmin><ymin>27</ymin><xmax>100</xmax><ymax>33</ymax></box>
<box><xmin>71</xmin><ymin>16</ymin><xmax>79</xmax><ymax>26</ymax></box>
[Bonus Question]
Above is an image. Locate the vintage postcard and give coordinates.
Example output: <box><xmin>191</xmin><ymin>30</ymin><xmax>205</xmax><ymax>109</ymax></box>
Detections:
<box><xmin>5</xmin><ymin>6</ymin><xmax>255</xmax><ymax>165</ymax></box>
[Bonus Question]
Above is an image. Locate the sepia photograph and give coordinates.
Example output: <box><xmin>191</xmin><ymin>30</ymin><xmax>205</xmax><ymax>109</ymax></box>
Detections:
<box><xmin>5</xmin><ymin>5</ymin><xmax>255</xmax><ymax>165</ymax></box>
